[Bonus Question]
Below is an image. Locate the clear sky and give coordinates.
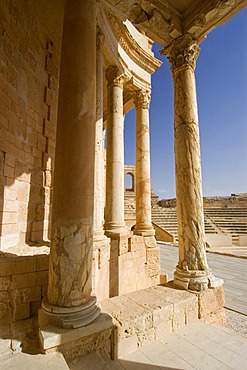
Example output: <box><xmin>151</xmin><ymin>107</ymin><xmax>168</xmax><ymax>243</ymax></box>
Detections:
<box><xmin>124</xmin><ymin>7</ymin><xmax>247</xmax><ymax>199</ymax></box>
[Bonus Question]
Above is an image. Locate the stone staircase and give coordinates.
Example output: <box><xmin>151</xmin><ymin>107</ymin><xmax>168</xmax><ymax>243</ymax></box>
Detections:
<box><xmin>204</xmin><ymin>207</ymin><xmax>247</xmax><ymax>245</ymax></box>
<box><xmin>152</xmin><ymin>206</ymin><xmax>247</xmax><ymax>245</ymax></box>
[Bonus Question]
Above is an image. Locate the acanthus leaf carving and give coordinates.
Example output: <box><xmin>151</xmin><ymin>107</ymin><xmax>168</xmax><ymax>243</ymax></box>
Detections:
<box><xmin>161</xmin><ymin>34</ymin><xmax>200</xmax><ymax>73</ymax></box>
<box><xmin>134</xmin><ymin>89</ymin><xmax>151</xmax><ymax>109</ymax></box>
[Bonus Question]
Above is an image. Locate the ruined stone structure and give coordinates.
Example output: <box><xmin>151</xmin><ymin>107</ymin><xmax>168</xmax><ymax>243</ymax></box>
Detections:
<box><xmin>0</xmin><ymin>0</ymin><xmax>246</xmax><ymax>362</ymax></box>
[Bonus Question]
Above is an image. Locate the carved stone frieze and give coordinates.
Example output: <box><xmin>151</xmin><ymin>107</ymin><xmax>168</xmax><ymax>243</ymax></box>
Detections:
<box><xmin>106</xmin><ymin>13</ymin><xmax>161</xmax><ymax>74</ymax></box>
<box><xmin>134</xmin><ymin>89</ymin><xmax>151</xmax><ymax>109</ymax></box>
<box><xmin>161</xmin><ymin>34</ymin><xmax>200</xmax><ymax>73</ymax></box>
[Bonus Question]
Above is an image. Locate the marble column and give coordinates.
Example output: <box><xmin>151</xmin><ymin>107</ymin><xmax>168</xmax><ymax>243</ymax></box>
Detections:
<box><xmin>94</xmin><ymin>27</ymin><xmax>109</xmax><ymax>243</ymax></box>
<box><xmin>104</xmin><ymin>66</ymin><xmax>127</xmax><ymax>235</ymax></box>
<box><xmin>40</xmin><ymin>0</ymin><xmax>100</xmax><ymax>328</ymax></box>
<box><xmin>134</xmin><ymin>89</ymin><xmax>155</xmax><ymax>236</ymax></box>
<box><xmin>162</xmin><ymin>34</ymin><xmax>222</xmax><ymax>291</ymax></box>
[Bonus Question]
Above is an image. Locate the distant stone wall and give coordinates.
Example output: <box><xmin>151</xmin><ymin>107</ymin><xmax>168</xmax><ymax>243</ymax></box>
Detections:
<box><xmin>158</xmin><ymin>195</ymin><xmax>247</xmax><ymax>208</ymax></box>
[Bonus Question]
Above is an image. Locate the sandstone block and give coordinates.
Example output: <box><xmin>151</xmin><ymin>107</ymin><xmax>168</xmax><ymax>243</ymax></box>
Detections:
<box><xmin>0</xmin><ymin>256</ymin><xmax>36</xmax><ymax>277</ymax></box>
<box><xmin>0</xmin><ymin>291</ymin><xmax>12</xmax><ymax>320</ymax></box>
<box><xmin>14</xmin><ymin>303</ymin><xmax>30</xmax><ymax>320</ymax></box>
<box><xmin>118</xmin><ymin>239</ymin><xmax>128</xmax><ymax>255</ymax></box>
<box><xmin>30</xmin><ymin>300</ymin><xmax>41</xmax><ymax>315</ymax></box>
<box><xmin>0</xmin><ymin>276</ymin><xmax>12</xmax><ymax>290</ymax></box>
<box><xmin>37</xmin><ymin>254</ymin><xmax>49</xmax><ymax>271</ymax></box>
<box><xmin>145</xmin><ymin>247</ymin><xmax>160</xmax><ymax>277</ymax></box>
<box><xmin>198</xmin><ymin>286</ymin><xmax>225</xmax><ymax>319</ymax></box>
<box><xmin>15</xmin><ymin>286</ymin><xmax>41</xmax><ymax>305</ymax></box>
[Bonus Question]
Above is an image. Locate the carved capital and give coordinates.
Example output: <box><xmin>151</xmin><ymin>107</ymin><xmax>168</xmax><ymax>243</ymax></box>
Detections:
<box><xmin>105</xmin><ymin>65</ymin><xmax>125</xmax><ymax>87</ymax></box>
<box><xmin>134</xmin><ymin>89</ymin><xmax>151</xmax><ymax>109</ymax></box>
<box><xmin>161</xmin><ymin>34</ymin><xmax>200</xmax><ymax>73</ymax></box>
<box><xmin>96</xmin><ymin>26</ymin><xmax>105</xmax><ymax>49</ymax></box>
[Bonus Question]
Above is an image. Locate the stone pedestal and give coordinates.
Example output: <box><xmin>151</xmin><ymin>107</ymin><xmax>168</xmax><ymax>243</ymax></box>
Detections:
<box><xmin>163</xmin><ymin>34</ymin><xmax>223</xmax><ymax>291</ymax></box>
<box><xmin>104</xmin><ymin>66</ymin><xmax>128</xmax><ymax>235</ymax></box>
<box><xmin>39</xmin><ymin>0</ymin><xmax>100</xmax><ymax>329</ymax></box>
<box><xmin>133</xmin><ymin>89</ymin><xmax>155</xmax><ymax>237</ymax></box>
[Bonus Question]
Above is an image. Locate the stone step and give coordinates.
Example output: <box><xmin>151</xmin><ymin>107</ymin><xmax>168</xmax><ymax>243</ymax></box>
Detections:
<box><xmin>100</xmin><ymin>283</ymin><xmax>224</xmax><ymax>359</ymax></box>
<box><xmin>0</xmin><ymin>350</ymin><xmax>69</xmax><ymax>370</ymax></box>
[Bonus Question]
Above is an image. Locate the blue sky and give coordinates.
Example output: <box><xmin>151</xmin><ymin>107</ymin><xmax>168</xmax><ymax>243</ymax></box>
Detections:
<box><xmin>124</xmin><ymin>7</ymin><xmax>247</xmax><ymax>199</ymax></box>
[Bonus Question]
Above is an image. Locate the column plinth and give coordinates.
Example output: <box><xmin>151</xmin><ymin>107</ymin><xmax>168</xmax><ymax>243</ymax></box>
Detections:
<box><xmin>134</xmin><ymin>89</ymin><xmax>155</xmax><ymax>237</ymax></box>
<box><xmin>104</xmin><ymin>66</ymin><xmax>128</xmax><ymax>236</ymax></box>
<box><xmin>39</xmin><ymin>0</ymin><xmax>100</xmax><ymax>328</ymax></box>
<box><xmin>162</xmin><ymin>34</ymin><xmax>223</xmax><ymax>291</ymax></box>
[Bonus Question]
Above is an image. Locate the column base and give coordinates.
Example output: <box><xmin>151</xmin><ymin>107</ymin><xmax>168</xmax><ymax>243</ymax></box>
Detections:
<box><xmin>173</xmin><ymin>267</ymin><xmax>224</xmax><ymax>291</ymax></box>
<box><xmin>39</xmin><ymin>295</ymin><xmax>101</xmax><ymax>329</ymax></box>
<box><xmin>104</xmin><ymin>222</ymin><xmax>129</xmax><ymax>237</ymax></box>
<box><xmin>134</xmin><ymin>223</ymin><xmax>155</xmax><ymax>237</ymax></box>
<box><xmin>93</xmin><ymin>229</ymin><xmax>109</xmax><ymax>245</ymax></box>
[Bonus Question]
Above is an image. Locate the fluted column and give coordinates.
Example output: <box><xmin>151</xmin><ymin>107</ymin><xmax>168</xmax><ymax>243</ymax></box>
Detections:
<box><xmin>104</xmin><ymin>66</ymin><xmax>127</xmax><ymax>235</ymax></box>
<box><xmin>134</xmin><ymin>89</ymin><xmax>155</xmax><ymax>236</ymax></box>
<box><xmin>40</xmin><ymin>0</ymin><xmax>100</xmax><ymax>328</ymax></box>
<box><xmin>162</xmin><ymin>34</ymin><xmax>222</xmax><ymax>291</ymax></box>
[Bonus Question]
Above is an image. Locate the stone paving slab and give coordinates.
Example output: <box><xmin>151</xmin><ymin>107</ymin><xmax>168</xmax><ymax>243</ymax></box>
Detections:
<box><xmin>1</xmin><ymin>351</ymin><xmax>69</xmax><ymax>370</ymax></box>
<box><xmin>159</xmin><ymin>243</ymin><xmax>247</xmax><ymax>315</ymax></box>
<box><xmin>73</xmin><ymin>321</ymin><xmax>247</xmax><ymax>370</ymax></box>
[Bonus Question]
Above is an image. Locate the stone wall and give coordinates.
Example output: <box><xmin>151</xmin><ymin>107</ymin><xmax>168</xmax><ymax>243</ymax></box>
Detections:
<box><xmin>158</xmin><ymin>195</ymin><xmax>247</xmax><ymax>209</ymax></box>
<box><xmin>0</xmin><ymin>0</ymin><xmax>64</xmax><ymax>250</ymax></box>
<box><xmin>92</xmin><ymin>235</ymin><xmax>160</xmax><ymax>301</ymax></box>
<box><xmin>0</xmin><ymin>245</ymin><xmax>49</xmax><ymax>321</ymax></box>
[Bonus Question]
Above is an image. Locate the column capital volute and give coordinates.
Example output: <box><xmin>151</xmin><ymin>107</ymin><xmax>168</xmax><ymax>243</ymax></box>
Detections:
<box><xmin>105</xmin><ymin>65</ymin><xmax>126</xmax><ymax>88</ymax></box>
<box><xmin>96</xmin><ymin>26</ymin><xmax>105</xmax><ymax>49</ymax></box>
<box><xmin>161</xmin><ymin>34</ymin><xmax>200</xmax><ymax>73</ymax></box>
<box><xmin>134</xmin><ymin>89</ymin><xmax>151</xmax><ymax>109</ymax></box>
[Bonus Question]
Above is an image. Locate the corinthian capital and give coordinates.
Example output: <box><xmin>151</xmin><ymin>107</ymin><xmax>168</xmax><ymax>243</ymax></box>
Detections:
<box><xmin>134</xmin><ymin>89</ymin><xmax>151</xmax><ymax>109</ymax></box>
<box><xmin>105</xmin><ymin>65</ymin><xmax>126</xmax><ymax>87</ymax></box>
<box><xmin>161</xmin><ymin>34</ymin><xmax>200</xmax><ymax>73</ymax></box>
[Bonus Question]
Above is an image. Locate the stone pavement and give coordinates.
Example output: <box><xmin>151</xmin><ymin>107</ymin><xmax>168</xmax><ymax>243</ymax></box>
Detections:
<box><xmin>71</xmin><ymin>321</ymin><xmax>247</xmax><ymax>369</ymax></box>
<box><xmin>1</xmin><ymin>243</ymin><xmax>247</xmax><ymax>369</ymax></box>
<box><xmin>159</xmin><ymin>243</ymin><xmax>247</xmax><ymax>315</ymax></box>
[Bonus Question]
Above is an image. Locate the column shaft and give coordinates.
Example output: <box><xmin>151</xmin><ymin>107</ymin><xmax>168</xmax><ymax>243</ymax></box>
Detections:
<box><xmin>134</xmin><ymin>90</ymin><xmax>154</xmax><ymax>236</ymax></box>
<box><xmin>94</xmin><ymin>28</ymin><xmax>106</xmax><ymax>241</ymax></box>
<box><xmin>163</xmin><ymin>34</ymin><xmax>222</xmax><ymax>290</ymax></box>
<box><xmin>41</xmin><ymin>0</ymin><xmax>100</xmax><ymax>327</ymax></box>
<box><xmin>105</xmin><ymin>66</ymin><xmax>127</xmax><ymax>235</ymax></box>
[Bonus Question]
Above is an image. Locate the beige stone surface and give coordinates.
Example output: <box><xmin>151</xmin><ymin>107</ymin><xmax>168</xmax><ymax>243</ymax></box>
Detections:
<box><xmin>105</xmin><ymin>66</ymin><xmax>127</xmax><ymax>234</ymax></box>
<box><xmin>46</xmin><ymin>0</ymin><xmax>98</xmax><ymax>322</ymax></box>
<box><xmin>134</xmin><ymin>89</ymin><xmax>154</xmax><ymax>236</ymax></box>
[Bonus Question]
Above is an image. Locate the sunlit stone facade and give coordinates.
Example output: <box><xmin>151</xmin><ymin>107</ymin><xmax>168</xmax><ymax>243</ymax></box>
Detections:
<box><xmin>0</xmin><ymin>0</ymin><xmax>246</xmax><ymax>359</ymax></box>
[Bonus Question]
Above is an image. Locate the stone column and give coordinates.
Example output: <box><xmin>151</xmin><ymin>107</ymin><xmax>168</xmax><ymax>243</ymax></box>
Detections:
<box><xmin>134</xmin><ymin>89</ymin><xmax>155</xmax><ymax>236</ymax></box>
<box><xmin>104</xmin><ymin>66</ymin><xmax>127</xmax><ymax>235</ymax></box>
<box><xmin>94</xmin><ymin>28</ymin><xmax>108</xmax><ymax>243</ymax></box>
<box><xmin>162</xmin><ymin>34</ymin><xmax>222</xmax><ymax>291</ymax></box>
<box><xmin>40</xmin><ymin>0</ymin><xmax>100</xmax><ymax>328</ymax></box>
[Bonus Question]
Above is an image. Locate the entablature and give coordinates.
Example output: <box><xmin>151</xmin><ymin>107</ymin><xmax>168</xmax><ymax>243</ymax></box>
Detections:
<box><xmin>103</xmin><ymin>0</ymin><xmax>247</xmax><ymax>47</ymax></box>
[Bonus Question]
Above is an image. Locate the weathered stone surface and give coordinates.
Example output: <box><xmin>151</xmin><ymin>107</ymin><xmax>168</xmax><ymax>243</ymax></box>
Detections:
<box><xmin>198</xmin><ymin>286</ymin><xmax>225</xmax><ymax>319</ymax></box>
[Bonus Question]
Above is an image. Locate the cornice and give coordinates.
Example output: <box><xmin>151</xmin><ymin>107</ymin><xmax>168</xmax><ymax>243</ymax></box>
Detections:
<box><xmin>183</xmin><ymin>0</ymin><xmax>246</xmax><ymax>42</ymax></box>
<box><xmin>103</xmin><ymin>0</ymin><xmax>183</xmax><ymax>46</ymax></box>
<box><xmin>107</xmin><ymin>13</ymin><xmax>162</xmax><ymax>74</ymax></box>
<box><xmin>104</xmin><ymin>0</ymin><xmax>247</xmax><ymax>46</ymax></box>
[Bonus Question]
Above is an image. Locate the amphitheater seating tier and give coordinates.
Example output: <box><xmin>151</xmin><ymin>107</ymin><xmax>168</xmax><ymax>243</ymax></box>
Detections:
<box><xmin>151</xmin><ymin>206</ymin><xmax>247</xmax><ymax>245</ymax></box>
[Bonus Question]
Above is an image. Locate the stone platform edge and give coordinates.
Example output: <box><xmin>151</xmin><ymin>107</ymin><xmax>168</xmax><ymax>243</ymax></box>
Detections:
<box><xmin>39</xmin><ymin>284</ymin><xmax>225</xmax><ymax>360</ymax></box>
